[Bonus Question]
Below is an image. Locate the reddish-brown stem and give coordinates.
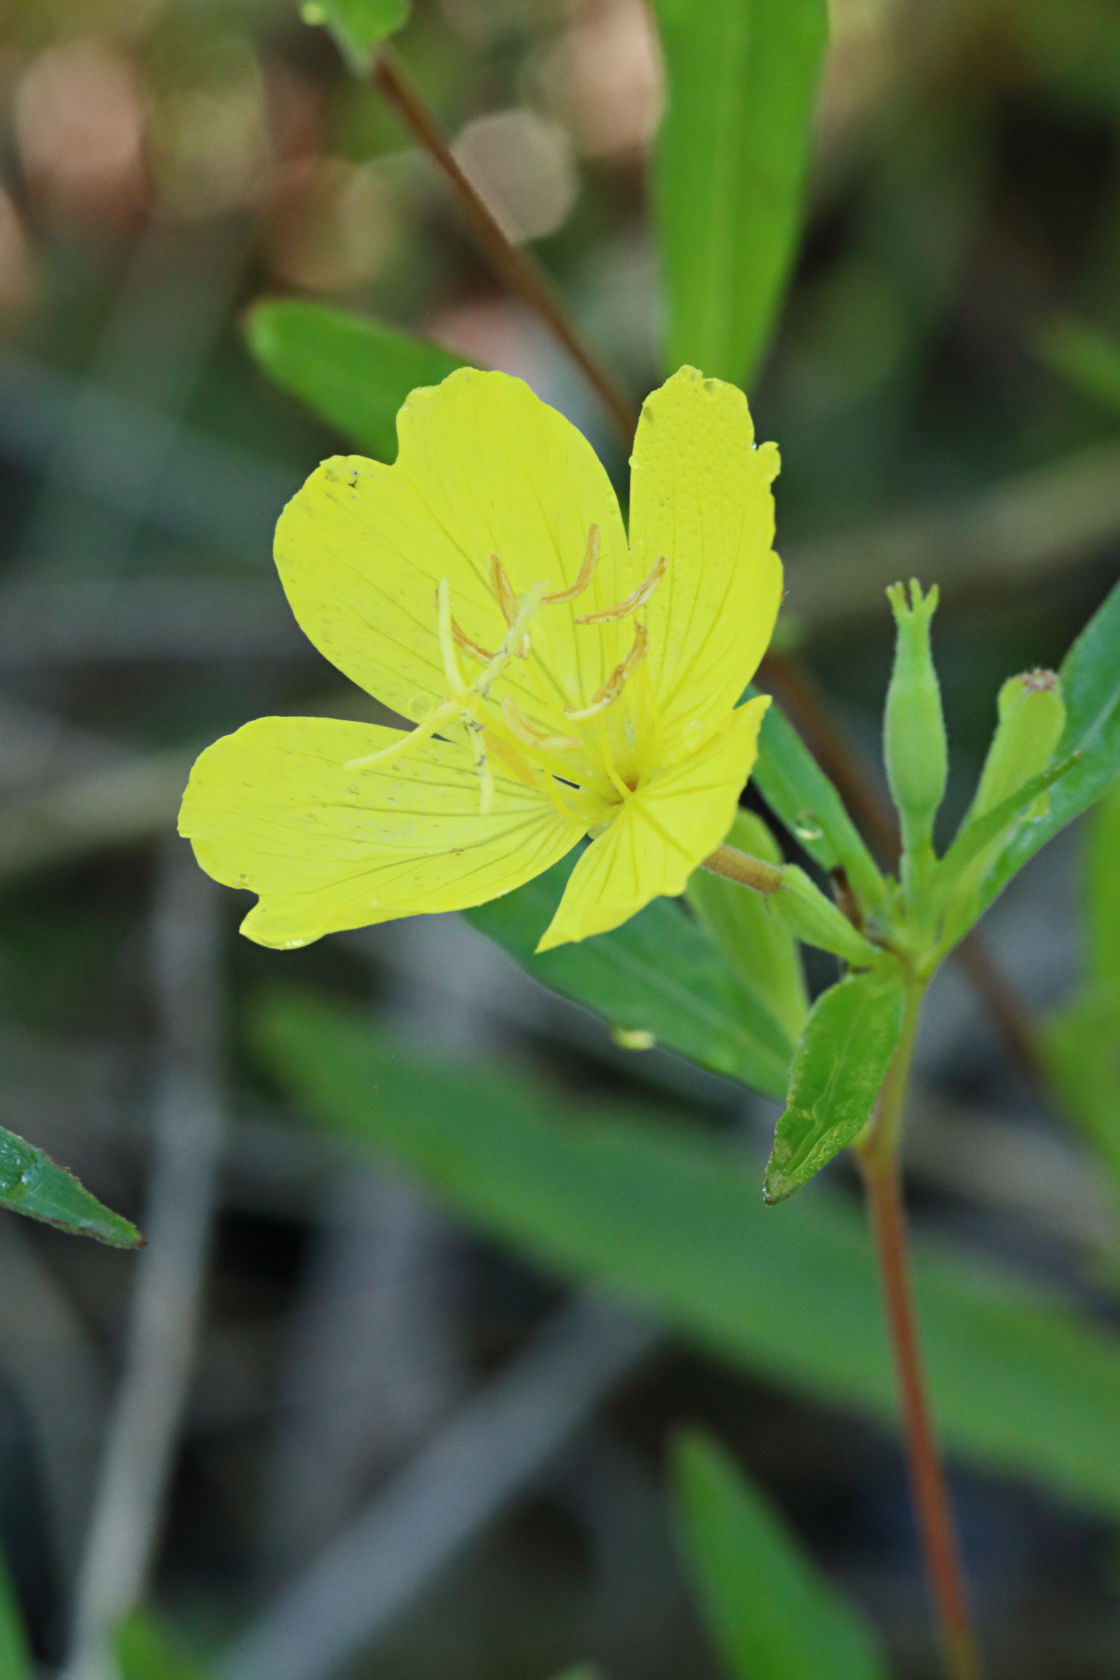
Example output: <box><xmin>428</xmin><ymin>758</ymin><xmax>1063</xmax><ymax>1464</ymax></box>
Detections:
<box><xmin>857</xmin><ymin>981</ymin><xmax>984</xmax><ymax>1680</ymax></box>
<box><xmin>370</xmin><ymin>46</ymin><xmax>640</xmax><ymax>445</ymax></box>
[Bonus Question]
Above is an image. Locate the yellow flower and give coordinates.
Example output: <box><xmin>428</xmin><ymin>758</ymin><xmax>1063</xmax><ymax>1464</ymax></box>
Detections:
<box><xmin>179</xmin><ymin>364</ymin><xmax>782</xmax><ymax>952</ymax></box>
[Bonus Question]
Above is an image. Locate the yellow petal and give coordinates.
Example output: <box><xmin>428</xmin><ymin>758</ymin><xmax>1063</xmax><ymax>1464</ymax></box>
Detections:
<box><xmin>275</xmin><ymin>369</ymin><xmax>630</xmax><ymax>730</ymax></box>
<box><xmin>628</xmin><ymin>367</ymin><xmax>782</xmax><ymax>760</ymax></box>
<box><xmin>536</xmin><ymin>694</ymin><xmax>769</xmax><ymax>951</ymax></box>
<box><xmin>179</xmin><ymin>716</ymin><xmax>584</xmax><ymax>949</ymax></box>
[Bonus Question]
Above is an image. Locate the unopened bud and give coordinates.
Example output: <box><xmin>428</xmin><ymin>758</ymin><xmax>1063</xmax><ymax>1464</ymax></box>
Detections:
<box><xmin>970</xmin><ymin>669</ymin><xmax>1065</xmax><ymax>825</ymax></box>
<box><xmin>883</xmin><ymin>580</ymin><xmax>948</xmax><ymax>858</ymax></box>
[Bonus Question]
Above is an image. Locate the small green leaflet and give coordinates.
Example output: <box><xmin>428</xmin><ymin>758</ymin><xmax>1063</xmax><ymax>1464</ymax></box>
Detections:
<box><xmin>301</xmin><ymin>0</ymin><xmax>409</xmax><ymax>60</ymax></box>
<box><xmin>671</xmin><ymin>1430</ymin><xmax>890</xmax><ymax>1680</ymax></box>
<box><xmin>764</xmin><ymin>966</ymin><xmax>906</xmax><ymax>1202</ymax></box>
<box><xmin>0</xmin><ymin>1124</ymin><xmax>143</xmax><ymax>1248</ymax></box>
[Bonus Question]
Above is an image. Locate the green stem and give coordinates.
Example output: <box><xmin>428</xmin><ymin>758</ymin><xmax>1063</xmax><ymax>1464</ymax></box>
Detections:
<box><xmin>855</xmin><ymin>978</ymin><xmax>984</xmax><ymax>1680</ymax></box>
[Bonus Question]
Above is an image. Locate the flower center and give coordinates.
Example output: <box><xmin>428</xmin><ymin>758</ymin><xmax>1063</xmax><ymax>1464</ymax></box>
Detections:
<box><xmin>346</xmin><ymin>524</ymin><xmax>666</xmax><ymax>819</ymax></box>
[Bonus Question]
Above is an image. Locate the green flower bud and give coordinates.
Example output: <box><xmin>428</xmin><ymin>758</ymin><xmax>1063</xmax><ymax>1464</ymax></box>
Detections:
<box><xmin>768</xmin><ymin>866</ymin><xmax>880</xmax><ymax>968</ymax></box>
<box><xmin>969</xmin><ymin>669</ymin><xmax>1066</xmax><ymax>825</ymax></box>
<box><xmin>938</xmin><ymin>668</ymin><xmax>1067</xmax><ymax>949</ymax></box>
<box><xmin>883</xmin><ymin>580</ymin><xmax>948</xmax><ymax>859</ymax></box>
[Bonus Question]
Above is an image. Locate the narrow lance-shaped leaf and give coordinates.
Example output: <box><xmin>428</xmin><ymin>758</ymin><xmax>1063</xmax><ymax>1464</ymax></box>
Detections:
<box><xmin>764</xmin><ymin>965</ymin><xmax>907</xmax><ymax>1203</ymax></box>
<box><xmin>651</xmin><ymin>0</ymin><xmax>829</xmax><ymax>385</ymax></box>
<box><xmin>750</xmin><ymin>695</ymin><xmax>888</xmax><ymax>915</ymax></box>
<box><xmin>0</xmin><ymin>1125</ymin><xmax>143</xmax><ymax>1249</ymax></box>
<box><xmin>465</xmin><ymin>853</ymin><xmax>793</xmax><ymax>1098</ymax></box>
<box><xmin>671</xmin><ymin>1430</ymin><xmax>891</xmax><ymax>1680</ymax></box>
<box><xmin>686</xmin><ymin>809</ymin><xmax>809</xmax><ymax>1045</ymax></box>
<box><xmin>254</xmin><ymin>988</ymin><xmax>1120</xmax><ymax>1521</ymax></box>
<box><xmin>980</xmin><ymin>579</ymin><xmax>1120</xmax><ymax>912</ymax></box>
<box><xmin>247</xmin><ymin>301</ymin><xmax>465</xmax><ymax>464</ymax></box>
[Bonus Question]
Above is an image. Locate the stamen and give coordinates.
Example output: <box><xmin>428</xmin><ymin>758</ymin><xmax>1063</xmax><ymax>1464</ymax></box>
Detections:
<box><xmin>489</xmin><ymin>553</ymin><xmax>530</xmax><ymax>657</ymax></box>
<box><xmin>501</xmin><ymin>696</ymin><xmax>582</xmax><ymax>754</ymax></box>
<box><xmin>344</xmin><ymin>697</ymin><xmax>458</xmax><ymax>770</ymax></box>
<box><xmin>451</xmin><ymin>617</ymin><xmax>495</xmax><ymax>665</ymax></box>
<box><xmin>463</xmin><ymin>715</ymin><xmax>494</xmax><ymax>815</ymax></box>
<box><xmin>485</xmin><ymin>729</ymin><xmax>538</xmax><ymax>790</ymax></box>
<box><xmin>596</xmin><ymin>714</ymin><xmax>635</xmax><ymax>803</ymax></box>
<box><xmin>564</xmin><ymin>622</ymin><xmax>648</xmax><ymax>722</ymax></box>
<box><xmin>436</xmin><ymin>579</ymin><xmax>466</xmax><ymax>694</ymax></box>
<box><xmin>543</xmin><ymin>524</ymin><xmax>599</xmax><ymax>605</ymax></box>
<box><xmin>575</xmin><ymin>555</ymin><xmax>666</xmax><ymax>625</ymax></box>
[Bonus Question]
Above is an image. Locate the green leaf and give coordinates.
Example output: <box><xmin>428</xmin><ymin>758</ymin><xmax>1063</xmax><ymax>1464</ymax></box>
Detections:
<box><xmin>255</xmin><ymin>988</ymin><xmax>1120</xmax><ymax>1523</ymax></box>
<box><xmin>671</xmin><ymin>1430</ymin><xmax>889</xmax><ymax>1680</ymax></box>
<box><xmin>0</xmin><ymin>1125</ymin><xmax>143</xmax><ymax>1249</ymax></box>
<box><xmin>246</xmin><ymin>301</ymin><xmax>464</xmax><ymax>462</ymax></box>
<box><xmin>464</xmin><ymin>854</ymin><xmax>793</xmax><ymax>1097</ymax></box>
<box><xmin>1085</xmin><ymin>781</ymin><xmax>1120</xmax><ymax>992</ymax></box>
<box><xmin>764</xmin><ymin>967</ymin><xmax>907</xmax><ymax>1203</ymax></box>
<box><xmin>979</xmin><ymin>580</ymin><xmax>1120</xmax><ymax>912</ymax></box>
<box><xmin>1036</xmin><ymin>317</ymin><xmax>1120</xmax><ymax>417</ymax></box>
<box><xmin>116</xmin><ymin>1615</ymin><xmax>213</xmax><ymax>1680</ymax></box>
<box><xmin>0</xmin><ymin>1543</ymin><xmax>29</xmax><ymax>1680</ymax></box>
<box><xmin>751</xmin><ymin>698</ymin><xmax>888</xmax><ymax>916</ymax></box>
<box><xmin>1044</xmin><ymin>995</ymin><xmax>1120</xmax><ymax>1216</ymax></box>
<box><xmin>651</xmin><ymin>0</ymin><xmax>829</xmax><ymax>384</ymax></box>
<box><xmin>686</xmin><ymin>810</ymin><xmax>809</xmax><ymax>1045</ymax></box>
<box><xmin>301</xmin><ymin>0</ymin><xmax>409</xmax><ymax>60</ymax></box>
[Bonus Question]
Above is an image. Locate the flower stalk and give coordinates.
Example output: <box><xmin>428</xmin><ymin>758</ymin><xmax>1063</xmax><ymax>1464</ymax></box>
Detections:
<box><xmin>854</xmin><ymin>976</ymin><xmax>985</xmax><ymax>1680</ymax></box>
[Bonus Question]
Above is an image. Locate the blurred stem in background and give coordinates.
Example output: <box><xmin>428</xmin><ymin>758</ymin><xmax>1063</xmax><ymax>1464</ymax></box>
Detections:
<box><xmin>370</xmin><ymin>45</ymin><xmax>639</xmax><ymax>444</ymax></box>
<box><xmin>856</xmin><ymin>978</ymin><xmax>984</xmax><ymax>1680</ymax></box>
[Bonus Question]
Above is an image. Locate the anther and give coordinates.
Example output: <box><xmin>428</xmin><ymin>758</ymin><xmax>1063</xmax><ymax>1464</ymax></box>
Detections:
<box><xmin>451</xmin><ymin>618</ymin><xmax>495</xmax><ymax>665</ymax></box>
<box><xmin>543</xmin><ymin>524</ymin><xmax>599</xmax><ymax>605</ymax></box>
<box><xmin>576</xmin><ymin>555</ymin><xmax>666</xmax><ymax>625</ymax></box>
<box><xmin>565</xmin><ymin>622</ymin><xmax>648</xmax><ymax>722</ymax></box>
<box><xmin>489</xmin><ymin>554</ymin><xmax>530</xmax><ymax>657</ymax></box>
<box><xmin>501</xmin><ymin>696</ymin><xmax>582</xmax><ymax>754</ymax></box>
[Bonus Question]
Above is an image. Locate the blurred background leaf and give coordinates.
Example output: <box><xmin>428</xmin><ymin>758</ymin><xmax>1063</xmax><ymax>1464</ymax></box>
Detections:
<box><xmin>1037</xmin><ymin>318</ymin><xmax>1120</xmax><ymax>418</ymax></box>
<box><xmin>254</xmin><ymin>989</ymin><xmax>1120</xmax><ymax>1521</ymax></box>
<box><xmin>651</xmin><ymin>0</ymin><xmax>829</xmax><ymax>384</ymax></box>
<box><xmin>670</xmin><ymin>1429</ymin><xmax>890</xmax><ymax>1680</ymax></box>
<box><xmin>115</xmin><ymin>1615</ymin><xmax>212</xmax><ymax>1680</ymax></box>
<box><xmin>247</xmin><ymin>301</ymin><xmax>464</xmax><ymax>463</ymax></box>
<box><xmin>0</xmin><ymin>1544</ymin><xmax>29</xmax><ymax>1680</ymax></box>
